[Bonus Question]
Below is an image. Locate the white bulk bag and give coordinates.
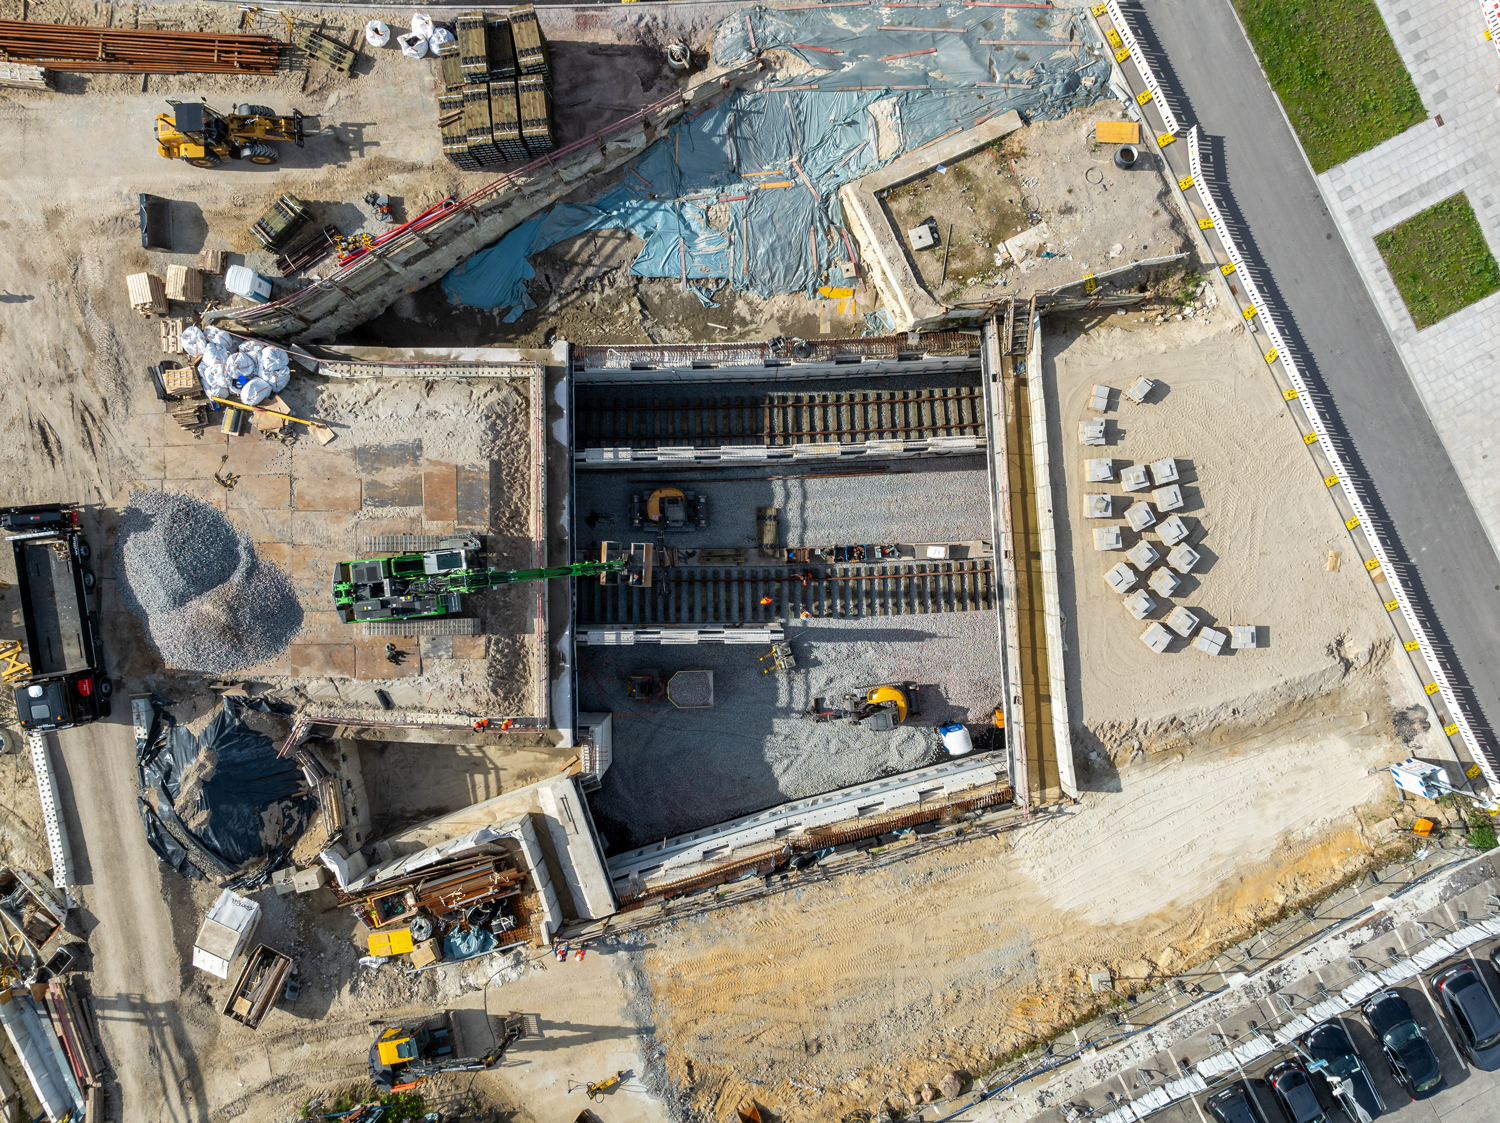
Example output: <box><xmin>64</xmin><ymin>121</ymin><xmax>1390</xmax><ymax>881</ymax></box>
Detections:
<box><xmin>398</xmin><ymin>31</ymin><xmax>428</xmax><ymax>58</ymax></box>
<box><xmin>239</xmin><ymin>377</ymin><xmax>273</xmax><ymax>406</ymax></box>
<box><xmin>365</xmin><ymin>20</ymin><xmax>391</xmax><ymax>47</ymax></box>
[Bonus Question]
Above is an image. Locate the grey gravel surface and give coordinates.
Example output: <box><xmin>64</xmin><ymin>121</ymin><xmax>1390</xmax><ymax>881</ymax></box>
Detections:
<box><xmin>575</xmin><ymin>457</ymin><xmax>992</xmax><ymax>554</ymax></box>
<box><xmin>582</xmin><ymin>609</ymin><xmax>1003</xmax><ymax>850</ymax></box>
<box><xmin>114</xmin><ymin>491</ymin><xmax>303</xmax><ymax>674</ymax></box>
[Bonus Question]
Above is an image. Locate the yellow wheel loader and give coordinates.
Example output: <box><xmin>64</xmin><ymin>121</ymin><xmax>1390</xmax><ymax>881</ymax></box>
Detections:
<box><xmin>155</xmin><ymin>100</ymin><xmax>304</xmax><ymax>169</ymax></box>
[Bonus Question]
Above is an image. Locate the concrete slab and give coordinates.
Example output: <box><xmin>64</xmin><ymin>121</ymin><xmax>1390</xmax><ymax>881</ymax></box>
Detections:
<box><xmin>292</xmin><ymin>474</ymin><xmax>361</xmax><ymax>513</ymax></box>
<box><xmin>362</xmin><ymin>471</ymin><xmax>423</xmax><ymax>509</ymax></box>
<box><xmin>450</xmin><ymin>635</ymin><xmax>486</xmax><ymax>659</ymax></box>
<box><xmin>290</xmin><ymin>644</ymin><xmax>355</xmax><ymax>680</ymax></box>
<box><xmin>161</xmin><ymin>478</ymin><xmax>228</xmax><ymax>511</ymax></box>
<box><xmin>222</xmin><ymin>437</ymin><xmax>293</xmax><ymax>476</ymax></box>
<box><xmin>456</xmin><ymin>463</ymin><xmax>492</xmax><ymax>527</ymax></box>
<box><xmin>226</xmin><ymin>507</ymin><xmax>292</xmax><ymax>545</ymax></box>
<box><xmin>423</xmin><ymin>460</ymin><xmax>459</xmax><ymax>522</ymax></box>
<box><xmin>296</xmin><ymin>610</ymin><xmax>351</xmax><ymax>645</ymax></box>
<box><xmin>354</xmin><ymin>637</ymin><xmax>422</xmax><ymax>681</ymax></box>
<box><xmin>290</xmin><ymin>510</ymin><xmax>356</xmax><ymax>547</ymax></box>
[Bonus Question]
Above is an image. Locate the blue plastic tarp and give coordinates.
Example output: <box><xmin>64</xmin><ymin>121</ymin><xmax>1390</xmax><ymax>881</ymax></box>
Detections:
<box><xmin>440</xmin><ymin>3</ymin><xmax>1110</xmax><ymax>317</ymax></box>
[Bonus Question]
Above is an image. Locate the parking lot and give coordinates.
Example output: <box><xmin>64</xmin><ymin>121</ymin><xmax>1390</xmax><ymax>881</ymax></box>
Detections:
<box><xmin>1021</xmin><ymin>872</ymin><xmax>1500</xmax><ymax>1123</ymax></box>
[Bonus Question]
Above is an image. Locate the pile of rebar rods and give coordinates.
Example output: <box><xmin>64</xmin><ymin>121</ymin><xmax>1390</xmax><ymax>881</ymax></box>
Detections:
<box><xmin>0</xmin><ymin>21</ymin><xmax>284</xmax><ymax>74</ymax></box>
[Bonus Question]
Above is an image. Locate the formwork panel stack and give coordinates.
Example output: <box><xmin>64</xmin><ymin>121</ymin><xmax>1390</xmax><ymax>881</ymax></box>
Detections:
<box><xmin>438</xmin><ymin>7</ymin><xmax>550</xmax><ymax>169</ymax></box>
<box><xmin>517</xmin><ymin>75</ymin><xmax>553</xmax><ymax>157</ymax></box>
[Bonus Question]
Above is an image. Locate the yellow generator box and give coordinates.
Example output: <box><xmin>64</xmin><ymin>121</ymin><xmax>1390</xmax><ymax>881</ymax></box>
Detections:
<box><xmin>368</xmin><ymin>928</ymin><xmax>415</xmax><ymax>957</ymax></box>
<box><xmin>1095</xmin><ymin>120</ymin><xmax>1141</xmax><ymax>145</ymax></box>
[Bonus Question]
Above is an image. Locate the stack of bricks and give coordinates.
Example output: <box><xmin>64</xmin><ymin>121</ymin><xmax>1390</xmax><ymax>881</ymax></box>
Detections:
<box><xmin>438</xmin><ymin>6</ymin><xmax>552</xmax><ymax>169</ymax></box>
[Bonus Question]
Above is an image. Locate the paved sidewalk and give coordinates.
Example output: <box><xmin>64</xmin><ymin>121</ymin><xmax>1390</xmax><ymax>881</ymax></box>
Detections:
<box><xmin>1319</xmin><ymin>0</ymin><xmax>1500</xmax><ymax>556</ymax></box>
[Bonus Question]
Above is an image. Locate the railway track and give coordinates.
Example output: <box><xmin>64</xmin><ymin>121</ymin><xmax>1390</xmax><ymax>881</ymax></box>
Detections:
<box><xmin>578</xmin><ymin>386</ymin><xmax>985</xmax><ymax>449</ymax></box>
<box><xmin>575</xmin><ymin>560</ymin><xmax>993</xmax><ymax>625</ymax></box>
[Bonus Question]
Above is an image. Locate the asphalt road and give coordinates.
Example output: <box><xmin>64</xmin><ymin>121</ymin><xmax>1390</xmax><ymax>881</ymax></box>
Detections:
<box><xmin>1133</xmin><ymin>0</ymin><xmax>1500</xmax><ymax>752</ymax></box>
<box><xmin>50</xmin><ymin>719</ymin><xmax>207</xmax><ymax>1123</ymax></box>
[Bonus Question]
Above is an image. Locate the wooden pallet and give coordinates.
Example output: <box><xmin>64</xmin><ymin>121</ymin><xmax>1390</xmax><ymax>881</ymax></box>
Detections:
<box><xmin>159</xmin><ymin>317</ymin><xmax>185</xmax><ymax>354</ymax></box>
<box><xmin>163</xmin><ymin>365</ymin><xmax>200</xmax><ymax>397</ymax></box>
<box><xmin>126</xmin><ymin>272</ymin><xmax>167</xmax><ymax>317</ymax></box>
<box><xmin>165</xmin><ymin>264</ymin><xmax>202</xmax><ymax>302</ymax></box>
<box><xmin>199</xmin><ymin>248</ymin><xmax>227</xmax><ymax>274</ymax></box>
<box><xmin>295</xmin><ymin>27</ymin><xmax>355</xmax><ymax>74</ymax></box>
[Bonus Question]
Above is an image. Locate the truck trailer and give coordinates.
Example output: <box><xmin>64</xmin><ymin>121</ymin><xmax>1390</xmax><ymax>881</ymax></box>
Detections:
<box><xmin>1</xmin><ymin>505</ymin><xmax>110</xmax><ymax>732</ymax></box>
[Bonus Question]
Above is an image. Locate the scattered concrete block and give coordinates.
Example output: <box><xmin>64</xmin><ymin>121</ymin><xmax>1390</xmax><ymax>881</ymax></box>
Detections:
<box><xmin>1121</xmin><ymin>464</ymin><xmax>1150</xmax><ymax>492</ymax></box>
<box><xmin>1105</xmin><ymin>562</ymin><xmax>1137</xmax><ymax>594</ymax></box>
<box><xmin>909</xmin><ymin>223</ymin><xmax>936</xmax><ymax>250</ymax></box>
<box><xmin>1089</xmin><ymin>970</ymin><xmax>1113</xmax><ymax>994</ymax></box>
<box><xmin>1125</xmin><ymin>501</ymin><xmax>1156</xmax><ymax>532</ymax></box>
<box><xmin>1230</xmin><ymin>625</ymin><xmax>1257</xmax><ymax>649</ymax></box>
<box><xmin>1158</xmin><ymin>514</ymin><xmax>1190</xmax><ymax>546</ymax></box>
<box><xmin>1166</xmin><ymin>606</ymin><xmax>1200</xmax><ymax>637</ymax></box>
<box><xmin>1167</xmin><ymin>543</ymin><xmax>1200</xmax><ymax>574</ymax></box>
<box><xmin>1084</xmin><ymin>494</ymin><xmax>1112</xmax><ymax>519</ymax></box>
<box><xmin>1153</xmin><ymin>484</ymin><xmax>1184</xmax><ymax>511</ymax></box>
<box><xmin>1194</xmin><ymin>627</ymin><xmax>1227</xmax><ymax>654</ymax></box>
<box><xmin>1140</xmin><ymin>622</ymin><xmax>1172</xmax><ymax>652</ymax></box>
<box><xmin>1123</xmin><ymin>375</ymin><xmax>1155</xmax><ymax>404</ymax></box>
<box><xmin>1079</xmin><ymin>419</ymin><xmax>1106</xmax><ymax>446</ymax></box>
<box><xmin>1005</xmin><ymin>221</ymin><xmax>1052</xmax><ymax>263</ymax></box>
<box><xmin>1148</xmin><ymin>567</ymin><xmax>1180</xmax><ymax>597</ymax></box>
<box><xmin>1093</xmin><ymin>526</ymin><xmax>1122</xmax><ymax>551</ymax></box>
<box><xmin>1124</xmin><ymin>590</ymin><xmax>1155</xmax><ymax>620</ymax></box>
<box><xmin>1085</xmin><ymin>457</ymin><xmax>1114</xmax><ymax>482</ymax></box>
<box><xmin>1125</xmin><ymin>540</ymin><xmax>1158</xmax><ymax>569</ymax></box>
<box><xmin>1150</xmin><ymin>457</ymin><xmax>1179</xmax><ymax>485</ymax></box>
<box><xmin>1088</xmin><ymin>384</ymin><xmax>1112</xmax><ymax>411</ymax></box>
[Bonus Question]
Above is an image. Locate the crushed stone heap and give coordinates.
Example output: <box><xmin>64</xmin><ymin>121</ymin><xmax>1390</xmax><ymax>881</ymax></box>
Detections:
<box><xmin>114</xmin><ymin>491</ymin><xmax>303</xmax><ymax>674</ymax></box>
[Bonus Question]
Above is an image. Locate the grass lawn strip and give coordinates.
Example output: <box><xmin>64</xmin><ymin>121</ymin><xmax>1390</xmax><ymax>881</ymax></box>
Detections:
<box><xmin>1233</xmin><ymin>0</ymin><xmax>1426</xmax><ymax>172</ymax></box>
<box><xmin>1376</xmin><ymin>193</ymin><xmax>1500</xmax><ymax>330</ymax></box>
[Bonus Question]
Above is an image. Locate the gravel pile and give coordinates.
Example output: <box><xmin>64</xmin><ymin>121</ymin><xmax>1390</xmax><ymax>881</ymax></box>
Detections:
<box><xmin>115</xmin><ymin>491</ymin><xmax>303</xmax><ymax>674</ymax></box>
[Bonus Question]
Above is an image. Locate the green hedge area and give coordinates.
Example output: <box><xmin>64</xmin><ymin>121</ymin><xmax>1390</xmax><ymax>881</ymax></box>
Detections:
<box><xmin>1377</xmin><ymin>194</ymin><xmax>1500</xmax><ymax>330</ymax></box>
<box><xmin>1234</xmin><ymin>0</ymin><xmax>1426</xmax><ymax>172</ymax></box>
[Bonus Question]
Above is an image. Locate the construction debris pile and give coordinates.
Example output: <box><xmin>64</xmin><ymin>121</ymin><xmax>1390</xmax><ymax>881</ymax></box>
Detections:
<box><xmin>114</xmin><ymin>491</ymin><xmax>303</xmax><ymax>674</ymax></box>
<box><xmin>0</xmin><ymin>869</ymin><xmax>103</xmax><ymax>1121</ymax></box>
<box><xmin>347</xmin><ymin>848</ymin><xmax>535</xmax><ymax>972</ymax></box>
<box><xmin>137</xmin><ymin>697</ymin><xmax>313</xmax><ymax>887</ymax></box>
<box><xmin>437</xmin><ymin>4</ymin><xmax>553</xmax><ymax>170</ymax></box>
<box><xmin>180</xmin><ymin>326</ymin><xmax>293</xmax><ymax>407</ymax></box>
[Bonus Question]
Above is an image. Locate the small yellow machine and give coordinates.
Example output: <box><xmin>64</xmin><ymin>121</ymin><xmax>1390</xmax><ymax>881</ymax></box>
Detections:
<box><xmin>155</xmin><ymin>100</ymin><xmax>305</xmax><ymax>168</ymax></box>
<box><xmin>803</xmin><ymin>681</ymin><xmax>919</xmax><ymax>731</ymax></box>
<box><xmin>628</xmin><ymin>487</ymin><xmax>708</xmax><ymax>532</ymax></box>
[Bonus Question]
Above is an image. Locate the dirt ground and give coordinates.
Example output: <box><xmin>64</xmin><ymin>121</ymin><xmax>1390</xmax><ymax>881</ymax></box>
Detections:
<box><xmin>882</xmin><ymin>101</ymin><xmax>1192</xmax><ymax>304</ymax></box>
<box><xmin>1041</xmin><ymin>315</ymin><xmax>1434</xmax><ymax>761</ymax></box>
<box><xmin>635</xmin><ymin>668</ymin><xmax>1412</xmax><ymax>1123</ymax></box>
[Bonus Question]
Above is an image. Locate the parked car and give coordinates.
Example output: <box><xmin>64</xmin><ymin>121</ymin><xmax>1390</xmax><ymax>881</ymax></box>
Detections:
<box><xmin>1267</xmin><ymin>1061</ymin><xmax>1328</xmax><ymax>1123</ymax></box>
<box><xmin>1205</xmin><ymin>1082</ymin><xmax>1270</xmax><ymax>1123</ymax></box>
<box><xmin>1301</xmin><ymin>1018</ymin><xmax>1384</xmax><ymax>1119</ymax></box>
<box><xmin>1433</xmin><ymin>964</ymin><xmax>1500</xmax><ymax>1069</ymax></box>
<box><xmin>1361</xmin><ymin>990</ymin><xmax>1443</xmax><ymax>1098</ymax></box>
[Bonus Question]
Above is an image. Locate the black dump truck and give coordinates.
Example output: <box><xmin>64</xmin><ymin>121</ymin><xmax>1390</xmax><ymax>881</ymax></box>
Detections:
<box><xmin>2</xmin><ymin>505</ymin><xmax>110</xmax><ymax>732</ymax></box>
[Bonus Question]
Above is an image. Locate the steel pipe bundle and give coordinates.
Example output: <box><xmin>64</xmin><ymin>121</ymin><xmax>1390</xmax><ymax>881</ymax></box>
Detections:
<box><xmin>0</xmin><ymin>21</ymin><xmax>284</xmax><ymax>74</ymax></box>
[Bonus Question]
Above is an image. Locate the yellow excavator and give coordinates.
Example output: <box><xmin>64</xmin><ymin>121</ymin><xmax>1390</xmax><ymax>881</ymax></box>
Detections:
<box><xmin>628</xmin><ymin>487</ymin><xmax>708</xmax><ymax>532</ymax></box>
<box><xmin>803</xmin><ymin>681</ymin><xmax>920</xmax><ymax>731</ymax></box>
<box><xmin>155</xmin><ymin>99</ymin><xmax>305</xmax><ymax>168</ymax></box>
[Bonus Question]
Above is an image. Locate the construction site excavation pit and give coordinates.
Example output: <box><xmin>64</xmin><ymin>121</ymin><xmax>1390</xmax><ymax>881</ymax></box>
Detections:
<box><xmin>573</xmin><ymin>431</ymin><xmax>1002</xmax><ymax>850</ymax></box>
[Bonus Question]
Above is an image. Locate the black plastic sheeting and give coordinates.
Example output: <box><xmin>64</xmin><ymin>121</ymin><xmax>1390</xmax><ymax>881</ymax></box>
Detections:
<box><xmin>137</xmin><ymin>697</ymin><xmax>314</xmax><ymax>889</ymax></box>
